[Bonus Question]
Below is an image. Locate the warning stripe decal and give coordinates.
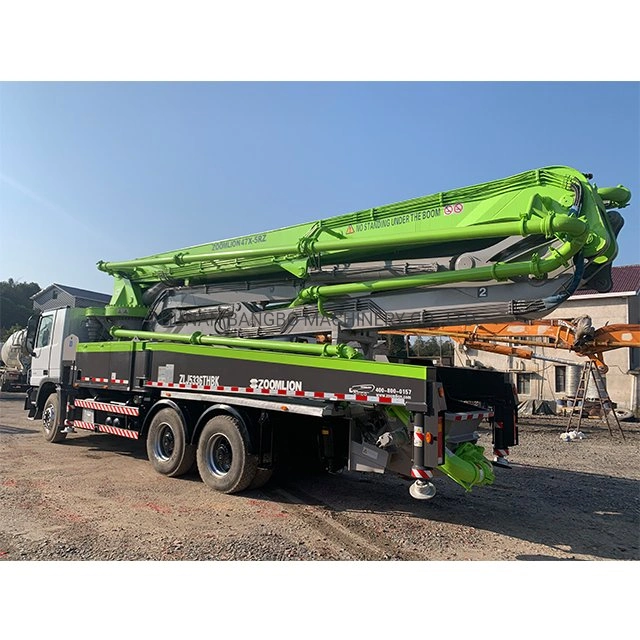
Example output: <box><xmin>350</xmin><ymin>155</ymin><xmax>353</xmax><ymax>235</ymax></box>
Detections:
<box><xmin>143</xmin><ymin>380</ymin><xmax>406</xmax><ymax>405</ymax></box>
<box><xmin>80</xmin><ymin>377</ymin><xmax>129</xmax><ymax>385</ymax></box>
<box><xmin>411</xmin><ymin>468</ymin><xmax>434</xmax><ymax>479</ymax></box>
<box><xmin>74</xmin><ymin>399</ymin><xmax>139</xmax><ymax>416</ymax></box>
<box><xmin>70</xmin><ymin>420</ymin><xmax>139</xmax><ymax>440</ymax></box>
<box><xmin>446</xmin><ymin>411</ymin><xmax>493</xmax><ymax>421</ymax></box>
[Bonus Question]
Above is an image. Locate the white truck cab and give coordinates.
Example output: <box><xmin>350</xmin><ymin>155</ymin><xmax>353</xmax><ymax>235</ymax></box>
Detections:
<box><xmin>25</xmin><ymin>307</ymin><xmax>90</xmax><ymax>419</ymax></box>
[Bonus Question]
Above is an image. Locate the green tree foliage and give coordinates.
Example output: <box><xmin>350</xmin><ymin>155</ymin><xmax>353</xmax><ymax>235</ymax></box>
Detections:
<box><xmin>0</xmin><ymin>279</ymin><xmax>41</xmax><ymax>341</ymax></box>
<box><xmin>385</xmin><ymin>334</ymin><xmax>455</xmax><ymax>360</ymax></box>
<box><xmin>413</xmin><ymin>335</ymin><xmax>454</xmax><ymax>357</ymax></box>
<box><xmin>385</xmin><ymin>334</ymin><xmax>409</xmax><ymax>358</ymax></box>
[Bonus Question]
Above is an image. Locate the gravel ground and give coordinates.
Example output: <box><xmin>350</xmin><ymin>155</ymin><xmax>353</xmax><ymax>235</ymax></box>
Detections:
<box><xmin>1</xmin><ymin>391</ymin><xmax>638</xmax><ymax>562</ymax></box>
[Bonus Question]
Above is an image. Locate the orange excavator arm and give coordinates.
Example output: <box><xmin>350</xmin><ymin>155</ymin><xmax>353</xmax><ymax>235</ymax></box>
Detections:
<box><xmin>384</xmin><ymin>318</ymin><xmax>640</xmax><ymax>373</ymax></box>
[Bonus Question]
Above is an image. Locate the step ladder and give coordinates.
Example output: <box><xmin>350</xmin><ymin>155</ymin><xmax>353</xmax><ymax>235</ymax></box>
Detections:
<box><xmin>566</xmin><ymin>360</ymin><xmax>625</xmax><ymax>439</ymax></box>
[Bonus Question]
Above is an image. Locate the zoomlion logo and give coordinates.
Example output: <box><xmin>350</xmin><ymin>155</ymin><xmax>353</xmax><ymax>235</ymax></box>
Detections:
<box><xmin>250</xmin><ymin>378</ymin><xmax>303</xmax><ymax>392</ymax></box>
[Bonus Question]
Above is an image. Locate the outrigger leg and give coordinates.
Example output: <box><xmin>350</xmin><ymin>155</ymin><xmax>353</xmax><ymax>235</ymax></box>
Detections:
<box><xmin>409</xmin><ymin>412</ymin><xmax>437</xmax><ymax>500</ymax></box>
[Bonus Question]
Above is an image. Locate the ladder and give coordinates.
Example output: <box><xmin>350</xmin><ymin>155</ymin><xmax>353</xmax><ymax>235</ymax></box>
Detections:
<box><xmin>566</xmin><ymin>361</ymin><xmax>625</xmax><ymax>439</ymax></box>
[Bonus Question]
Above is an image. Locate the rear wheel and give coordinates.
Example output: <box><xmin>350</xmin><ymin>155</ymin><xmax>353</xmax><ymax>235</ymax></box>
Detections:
<box><xmin>42</xmin><ymin>392</ymin><xmax>67</xmax><ymax>443</ymax></box>
<box><xmin>196</xmin><ymin>415</ymin><xmax>257</xmax><ymax>493</ymax></box>
<box><xmin>147</xmin><ymin>408</ymin><xmax>195</xmax><ymax>477</ymax></box>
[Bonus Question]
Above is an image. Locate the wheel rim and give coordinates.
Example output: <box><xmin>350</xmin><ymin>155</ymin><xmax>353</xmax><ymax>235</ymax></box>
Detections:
<box><xmin>43</xmin><ymin>404</ymin><xmax>55</xmax><ymax>434</ymax></box>
<box><xmin>154</xmin><ymin>423</ymin><xmax>175</xmax><ymax>461</ymax></box>
<box><xmin>205</xmin><ymin>433</ymin><xmax>233</xmax><ymax>477</ymax></box>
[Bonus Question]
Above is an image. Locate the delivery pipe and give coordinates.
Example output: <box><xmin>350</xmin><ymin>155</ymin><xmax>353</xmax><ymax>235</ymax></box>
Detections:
<box><xmin>109</xmin><ymin>328</ymin><xmax>361</xmax><ymax>359</ymax></box>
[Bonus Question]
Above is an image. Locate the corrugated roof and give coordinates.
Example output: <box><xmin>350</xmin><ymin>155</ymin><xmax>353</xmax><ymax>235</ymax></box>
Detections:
<box><xmin>31</xmin><ymin>283</ymin><xmax>110</xmax><ymax>303</ymax></box>
<box><xmin>54</xmin><ymin>284</ymin><xmax>110</xmax><ymax>302</ymax></box>
<box><xmin>573</xmin><ymin>264</ymin><xmax>640</xmax><ymax>297</ymax></box>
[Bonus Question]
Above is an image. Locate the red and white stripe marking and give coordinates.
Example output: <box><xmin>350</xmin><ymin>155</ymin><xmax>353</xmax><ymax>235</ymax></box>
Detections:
<box><xmin>143</xmin><ymin>380</ymin><xmax>406</xmax><ymax>405</ymax></box>
<box><xmin>411</xmin><ymin>468</ymin><xmax>434</xmax><ymax>479</ymax></box>
<box><xmin>494</xmin><ymin>448</ymin><xmax>509</xmax><ymax>457</ymax></box>
<box><xmin>81</xmin><ymin>376</ymin><xmax>129</xmax><ymax>385</ymax></box>
<box><xmin>74</xmin><ymin>398</ymin><xmax>139</xmax><ymax>416</ymax></box>
<box><xmin>446</xmin><ymin>410</ymin><xmax>493</xmax><ymax>421</ymax></box>
<box><xmin>68</xmin><ymin>420</ymin><xmax>139</xmax><ymax>439</ymax></box>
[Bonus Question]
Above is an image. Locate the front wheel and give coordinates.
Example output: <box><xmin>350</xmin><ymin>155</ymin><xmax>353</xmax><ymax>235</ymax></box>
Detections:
<box><xmin>196</xmin><ymin>415</ymin><xmax>257</xmax><ymax>493</ymax></box>
<box><xmin>42</xmin><ymin>392</ymin><xmax>67</xmax><ymax>443</ymax></box>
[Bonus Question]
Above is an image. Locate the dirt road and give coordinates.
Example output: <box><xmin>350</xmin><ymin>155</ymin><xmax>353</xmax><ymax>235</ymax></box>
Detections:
<box><xmin>1</xmin><ymin>391</ymin><xmax>638</xmax><ymax>561</ymax></box>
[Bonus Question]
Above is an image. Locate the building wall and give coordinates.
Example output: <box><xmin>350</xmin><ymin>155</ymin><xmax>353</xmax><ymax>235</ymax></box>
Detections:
<box><xmin>33</xmin><ymin>287</ymin><xmax>109</xmax><ymax>312</ymax></box>
<box><xmin>32</xmin><ymin>288</ymin><xmax>77</xmax><ymax>312</ymax></box>
<box><xmin>453</xmin><ymin>294</ymin><xmax>638</xmax><ymax>414</ymax></box>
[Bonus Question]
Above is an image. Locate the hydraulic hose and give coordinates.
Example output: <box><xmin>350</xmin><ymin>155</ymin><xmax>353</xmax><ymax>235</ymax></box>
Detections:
<box><xmin>542</xmin><ymin>252</ymin><xmax>585</xmax><ymax>310</ymax></box>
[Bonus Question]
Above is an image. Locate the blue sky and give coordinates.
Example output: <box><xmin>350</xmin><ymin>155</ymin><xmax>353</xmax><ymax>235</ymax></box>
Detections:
<box><xmin>0</xmin><ymin>82</ymin><xmax>638</xmax><ymax>294</ymax></box>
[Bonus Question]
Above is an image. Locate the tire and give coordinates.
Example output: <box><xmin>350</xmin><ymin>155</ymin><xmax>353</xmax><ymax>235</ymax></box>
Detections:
<box><xmin>248</xmin><ymin>467</ymin><xmax>274</xmax><ymax>490</ymax></box>
<box><xmin>42</xmin><ymin>392</ymin><xmax>67</xmax><ymax>443</ymax></box>
<box><xmin>146</xmin><ymin>408</ymin><xmax>196</xmax><ymax>477</ymax></box>
<box><xmin>196</xmin><ymin>414</ymin><xmax>257</xmax><ymax>493</ymax></box>
<box><xmin>614</xmin><ymin>409</ymin><xmax>634</xmax><ymax>422</ymax></box>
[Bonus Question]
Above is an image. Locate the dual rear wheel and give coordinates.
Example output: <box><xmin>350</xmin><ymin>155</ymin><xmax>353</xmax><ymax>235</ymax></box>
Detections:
<box><xmin>147</xmin><ymin>409</ymin><xmax>271</xmax><ymax>493</ymax></box>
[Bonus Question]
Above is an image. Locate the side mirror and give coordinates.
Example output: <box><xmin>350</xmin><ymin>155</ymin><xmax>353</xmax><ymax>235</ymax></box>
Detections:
<box><xmin>25</xmin><ymin>313</ymin><xmax>40</xmax><ymax>357</ymax></box>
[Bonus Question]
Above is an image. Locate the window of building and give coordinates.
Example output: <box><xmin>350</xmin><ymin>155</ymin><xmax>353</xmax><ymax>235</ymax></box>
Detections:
<box><xmin>555</xmin><ymin>366</ymin><xmax>566</xmax><ymax>393</ymax></box>
<box><xmin>516</xmin><ymin>372</ymin><xmax>531</xmax><ymax>396</ymax></box>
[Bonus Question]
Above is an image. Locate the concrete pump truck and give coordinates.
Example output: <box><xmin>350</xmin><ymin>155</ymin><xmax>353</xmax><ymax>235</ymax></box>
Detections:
<box><xmin>23</xmin><ymin>166</ymin><xmax>631</xmax><ymax>500</ymax></box>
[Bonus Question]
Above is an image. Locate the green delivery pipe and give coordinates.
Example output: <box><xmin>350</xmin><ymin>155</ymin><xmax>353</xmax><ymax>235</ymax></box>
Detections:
<box><xmin>438</xmin><ymin>444</ymin><xmax>495</xmax><ymax>491</ymax></box>
<box><xmin>109</xmin><ymin>327</ymin><xmax>361</xmax><ymax>359</ymax></box>
<box><xmin>96</xmin><ymin>211</ymin><xmax>587</xmax><ymax>275</ymax></box>
<box><xmin>597</xmin><ymin>185</ymin><xmax>631</xmax><ymax>208</ymax></box>
<box><xmin>292</xmin><ymin>214</ymin><xmax>589</xmax><ymax>306</ymax></box>
<box><xmin>97</xmin><ymin>245</ymin><xmax>295</xmax><ymax>271</ymax></box>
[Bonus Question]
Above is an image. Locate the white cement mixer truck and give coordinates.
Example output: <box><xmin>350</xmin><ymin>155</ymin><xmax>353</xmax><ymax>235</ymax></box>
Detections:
<box><xmin>0</xmin><ymin>329</ymin><xmax>30</xmax><ymax>392</ymax></box>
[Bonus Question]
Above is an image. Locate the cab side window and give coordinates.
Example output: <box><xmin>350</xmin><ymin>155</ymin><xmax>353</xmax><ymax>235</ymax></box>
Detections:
<box><xmin>35</xmin><ymin>315</ymin><xmax>54</xmax><ymax>349</ymax></box>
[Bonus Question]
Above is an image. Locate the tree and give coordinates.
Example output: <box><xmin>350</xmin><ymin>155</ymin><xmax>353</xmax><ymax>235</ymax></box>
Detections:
<box><xmin>0</xmin><ymin>279</ymin><xmax>41</xmax><ymax>340</ymax></box>
<box><xmin>412</xmin><ymin>335</ymin><xmax>455</xmax><ymax>358</ymax></box>
<box><xmin>385</xmin><ymin>334</ymin><xmax>409</xmax><ymax>358</ymax></box>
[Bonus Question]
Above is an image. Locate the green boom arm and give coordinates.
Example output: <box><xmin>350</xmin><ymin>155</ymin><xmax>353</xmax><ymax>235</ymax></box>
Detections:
<box><xmin>97</xmin><ymin>166</ymin><xmax>630</xmax><ymax>315</ymax></box>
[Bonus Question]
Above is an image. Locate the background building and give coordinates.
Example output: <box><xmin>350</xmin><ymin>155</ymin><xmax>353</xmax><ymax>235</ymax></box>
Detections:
<box><xmin>451</xmin><ymin>265</ymin><xmax>640</xmax><ymax>415</ymax></box>
<box><xmin>31</xmin><ymin>284</ymin><xmax>110</xmax><ymax>313</ymax></box>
